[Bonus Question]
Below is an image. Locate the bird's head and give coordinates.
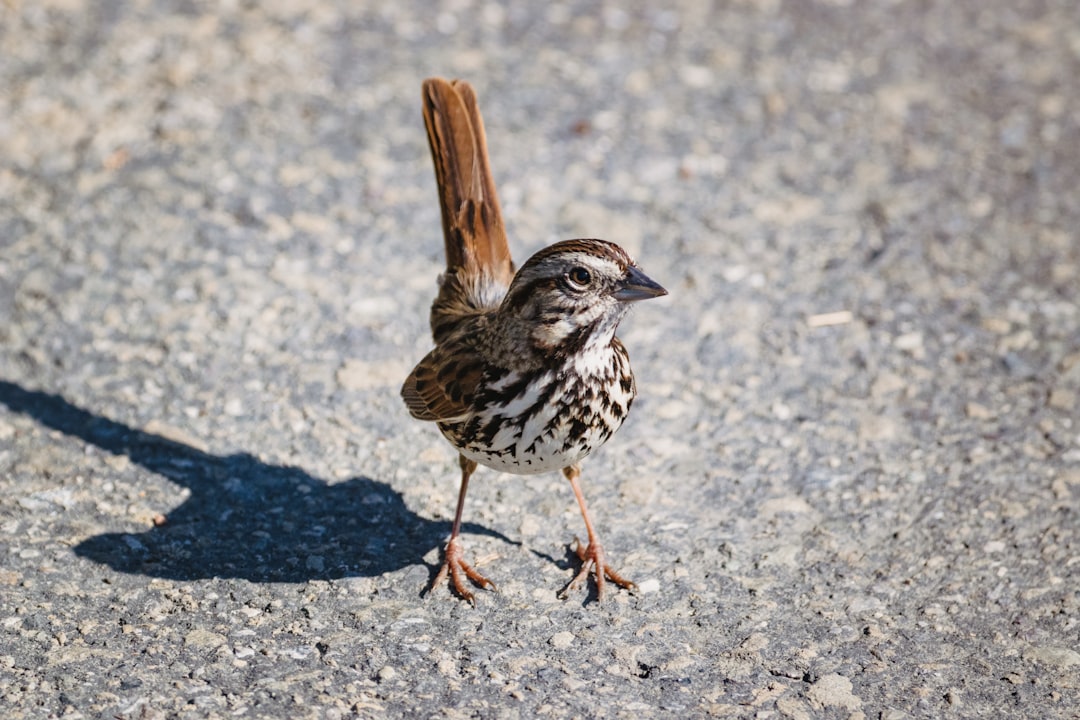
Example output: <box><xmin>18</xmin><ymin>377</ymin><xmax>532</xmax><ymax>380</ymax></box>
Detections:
<box><xmin>499</xmin><ymin>239</ymin><xmax>667</xmax><ymax>354</ymax></box>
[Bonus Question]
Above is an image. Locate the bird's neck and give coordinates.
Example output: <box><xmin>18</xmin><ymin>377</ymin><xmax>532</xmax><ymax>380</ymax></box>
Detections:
<box><xmin>484</xmin><ymin>305</ymin><xmax>624</xmax><ymax>372</ymax></box>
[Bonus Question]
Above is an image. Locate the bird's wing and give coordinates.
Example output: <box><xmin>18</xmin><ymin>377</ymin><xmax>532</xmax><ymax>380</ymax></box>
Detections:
<box><xmin>401</xmin><ymin>340</ymin><xmax>486</xmax><ymax>423</ymax></box>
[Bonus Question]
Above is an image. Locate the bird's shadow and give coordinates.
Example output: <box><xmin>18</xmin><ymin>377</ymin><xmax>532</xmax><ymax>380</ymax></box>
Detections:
<box><xmin>0</xmin><ymin>380</ymin><xmax>509</xmax><ymax>583</ymax></box>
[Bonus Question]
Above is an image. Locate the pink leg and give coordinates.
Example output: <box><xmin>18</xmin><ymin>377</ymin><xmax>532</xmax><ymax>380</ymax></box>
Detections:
<box><xmin>429</xmin><ymin>455</ymin><xmax>497</xmax><ymax>604</ymax></box>
<box><xmin>558</xmin><ymin>463</ymin><xmax>636</xmax><ymax>601</ymax></box>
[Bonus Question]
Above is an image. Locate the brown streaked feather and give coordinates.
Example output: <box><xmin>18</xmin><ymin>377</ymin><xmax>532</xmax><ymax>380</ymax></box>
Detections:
<box><xmin>422</xmin><ymin>78</ymin><xmax>514</xmax><ymax>286</ymax></box>
<box><xmin>401</xmin><ymin>338</ymin><xmax>488</xmax><ymax>422</ymax></box>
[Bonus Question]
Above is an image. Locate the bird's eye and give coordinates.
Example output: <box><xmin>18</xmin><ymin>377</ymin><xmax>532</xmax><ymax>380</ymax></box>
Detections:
<box><xmin>567</xmin><ymin>267</ymin><xmax>592</xmax><ymax>289</ymax></box>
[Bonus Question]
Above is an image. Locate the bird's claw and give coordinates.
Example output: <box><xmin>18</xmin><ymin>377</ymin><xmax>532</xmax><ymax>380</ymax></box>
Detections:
<box><xmin>429</xmin><ymin>537</ymin><xmax>497</xmax><ymax>604</ymax></box>
<box><xmin>559</xmin><ymin>536</ymin><xmax>636</xmax><ymax>602</ymax></box>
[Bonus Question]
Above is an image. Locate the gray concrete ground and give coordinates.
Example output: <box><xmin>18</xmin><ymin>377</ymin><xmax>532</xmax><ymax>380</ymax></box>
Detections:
<box><xmin>2</xmin><ymin>1</ymin><xmax>1078</xmax><ymax>718</ymax></box>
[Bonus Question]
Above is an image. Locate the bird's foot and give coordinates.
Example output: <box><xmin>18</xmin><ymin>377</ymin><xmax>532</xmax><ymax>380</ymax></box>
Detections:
<box><xmin>429</xmin><ymin>536</ymin><xmax>497</xmax><ymax>604</ymax></box>
<box><xmin>559</xmin><ymin>536</ymin><xmax>636</xmax><ymax>602</ymax></box>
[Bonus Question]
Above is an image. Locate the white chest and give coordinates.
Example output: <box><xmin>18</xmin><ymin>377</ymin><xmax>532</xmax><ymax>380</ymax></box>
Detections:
<box><xmin>441</xmin><ymin>347</ymin><xmax>635</xmax><ymax>476</ymax></box>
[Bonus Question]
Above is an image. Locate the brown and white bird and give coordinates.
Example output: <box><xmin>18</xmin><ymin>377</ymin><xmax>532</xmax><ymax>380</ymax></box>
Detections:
<box><xmin>402</xmin><ymin>78</ymin><xmax>666</xmax><ymax>603</ymax></box>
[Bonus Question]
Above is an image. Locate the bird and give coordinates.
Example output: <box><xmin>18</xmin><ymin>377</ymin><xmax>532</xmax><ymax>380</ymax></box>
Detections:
<box><xmin>401</xmin><ymin>77</ymin><xmax>666</xmax><ymax>603</ymax></box>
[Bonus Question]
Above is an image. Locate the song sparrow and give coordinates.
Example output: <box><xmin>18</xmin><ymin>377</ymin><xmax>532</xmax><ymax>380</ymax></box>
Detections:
<box><xmin>402</xmin><ymin>78</ymin><xmax>666</xmax><ymax>603</ymax></box>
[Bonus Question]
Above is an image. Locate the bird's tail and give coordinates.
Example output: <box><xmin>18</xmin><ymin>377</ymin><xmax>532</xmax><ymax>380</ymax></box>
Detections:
<box><xmin>422</xmin><ymin>78</ymin><xmax>515</xmax><ymax>334</ymax></box>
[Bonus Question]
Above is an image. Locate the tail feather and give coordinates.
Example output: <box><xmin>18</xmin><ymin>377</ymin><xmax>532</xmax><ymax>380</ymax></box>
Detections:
<box><xmin>422</xmin><ymin>78</ymin><xmax>514</xmax><ymax>286</ymax></box>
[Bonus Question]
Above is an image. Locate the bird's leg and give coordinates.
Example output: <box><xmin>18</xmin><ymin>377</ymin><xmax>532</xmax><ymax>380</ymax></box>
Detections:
<box><xmin>429</xmin><ymin>455</ymin><xmax>496</xmax><ymax>603</ymax></box>
<box><xmin>558</xmin><ymin>463</ymin><xmax>636</xmax><ymax>601</ymax></box>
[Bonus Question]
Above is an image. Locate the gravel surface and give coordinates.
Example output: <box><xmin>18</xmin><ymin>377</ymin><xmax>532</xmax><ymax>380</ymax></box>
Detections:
<box><xmin>2</xmin><ymin>1</ymin><xmax>1079</xmax><ymax>718</ymax></box>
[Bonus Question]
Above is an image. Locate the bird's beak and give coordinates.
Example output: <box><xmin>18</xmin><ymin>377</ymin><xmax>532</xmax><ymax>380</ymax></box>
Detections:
<box><xmin>613</xmin><ymin>266</ymin><xmax>668</xmax><ymax>302</ymax></box>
